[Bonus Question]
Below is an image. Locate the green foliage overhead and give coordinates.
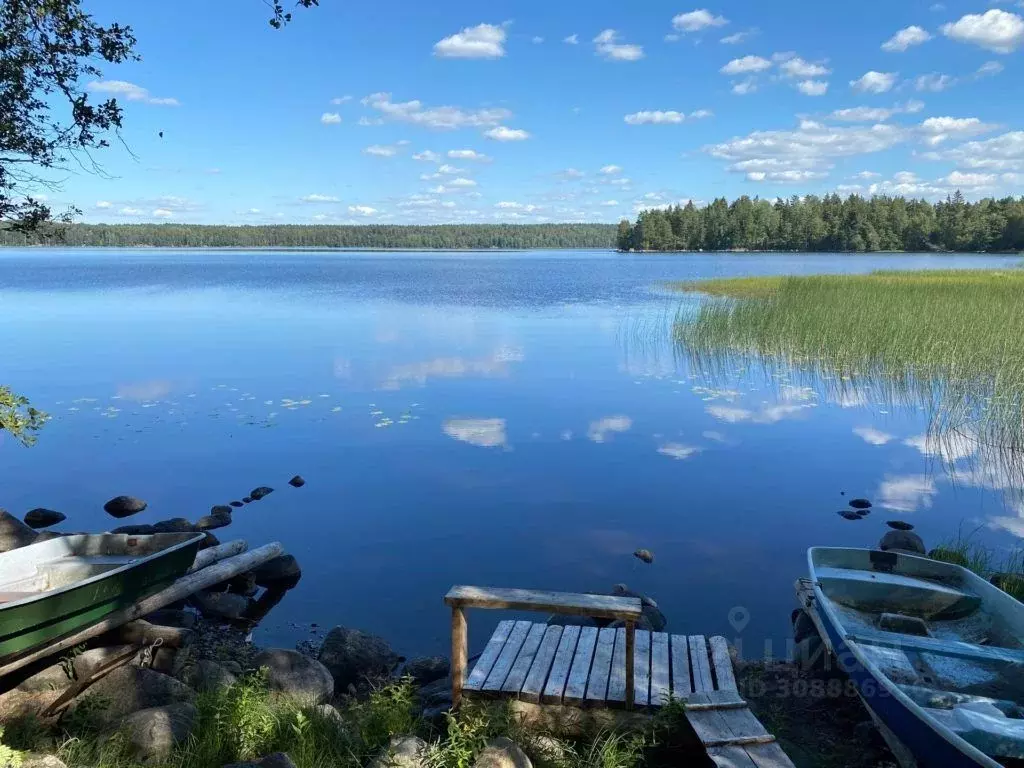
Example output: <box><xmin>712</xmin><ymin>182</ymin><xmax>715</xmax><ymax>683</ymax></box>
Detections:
<box><xmin>620</xmin><ymin>192</ymin><xmax>1024</xmax><ymax>252</ymax></box>
<box><xmin>0</xmin><ymin>385</ymin><xmax>48</xmax><ymax>446</ymax></box>
<box><xmin>0</xmin><ymin>223</ymin><xmax>618</xmax><ymax>249</ymax></box>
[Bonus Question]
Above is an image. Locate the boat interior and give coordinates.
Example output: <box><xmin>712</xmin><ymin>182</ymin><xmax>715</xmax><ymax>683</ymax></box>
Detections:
<box><xmin>813</xmin><ymin>548</ymin><xmax>1024</xmax><ymax>763</ymax></box>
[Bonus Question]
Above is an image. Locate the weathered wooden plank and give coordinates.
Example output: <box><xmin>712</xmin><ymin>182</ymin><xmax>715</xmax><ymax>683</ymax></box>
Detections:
<box><xmin>502</xmin><ymin>622</ymin><xmax>548</xmax><ymax>694</ymax></box>
<box><xmin>542</xmin><ymin>624</ymin><xmax>581</xmax><ymax>704</ymax></box>
<box><xmin>848</xmin><ymin>629</ymin><xmax>1024</xmax><ymax>666</ymax></box>
<box><xmin>689</xmin><ymin>634</ymin><xmax>713</xmax><ymax>693</ymax></box>
<box><xmin>650</xmin><ymin>632</ymin><xmax>671</xmax><ymax>706</ymax></box>
<box><xmin>585</xmin><ymin>627</ymin><xmax>617</xmax><ymax>703</ymax></box>
<box><xmin>521</xmin><ymin>625</ymin><xmax>562</xmax><ymax>703</ymax></box>
<box><xmin>743</xmin><ymin>742</ymin><xmax>796</xmax><ymax>768</ymax></box>
<box><xmin>444</xmin><ymin>586</ymin><xmax>641</xmax><ymax>620</ymax></box>
<box><xmin>564</xmin><ymin>626</ymin><xmax>599</xmax><ymax>704</ymax></box>
<box><xmin>717</xmin><ymin>707</ymin><xmax>771</xmax><ymax>740</ymax></box>
<box><xmin>633</xmin><ymin>629</ymin><xmax>651</xmax><ymax>707</ymax></box>
<box><xmin>483</xmin><ymin>620</ymin><xmax>532</xmax><ymax>691</ymax></box>
<box><xmin>465</xmin><ymin>620</ymin><xmax>515</xmax><ymax>691</ymax></box>
<box><xmin>707</xmin><ymin>746</ymin><xmax>758</xmax><ymax>768</ymax></box>
<box><xmin>687</xmin><ymin>709</ymin><xmax>735</xmax><ymax>745</ymax></box>
<box><xmin>607</xmin><ymin>627</ymin><xmax>628</xmax><ymax>703</ymax></box>
<box><xmin>709</xmin><ymin>636</ymin><xmax>737</xmax><ymax>692</ymax></box>
<box><xmin>670</xmin><ymin>634</ymin><xmax>692</xmax><ymax>699</ymax></box>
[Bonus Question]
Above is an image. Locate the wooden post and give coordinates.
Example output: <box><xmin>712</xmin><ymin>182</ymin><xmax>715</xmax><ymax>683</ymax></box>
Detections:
<box><xmin>625</xmin><ymin>619</ymin><xmax>636</xmax><ymax>710</ymax></box>
<box><xmin>451</xmin><ymin>607</ymin><xmax>468</xmax><ymax>708</ymax></box>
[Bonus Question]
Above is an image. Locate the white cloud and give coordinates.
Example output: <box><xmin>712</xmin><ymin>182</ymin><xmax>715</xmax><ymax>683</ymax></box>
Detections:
<box><xmin>593</xmin><ymin>29</ymin><xmax>644</xmax><ymax>61</ymax></box>
<box><xmin>484</xmin><ymin>126</ymin><xmax>530</xmax><ymax>141</ymax></box>
<box><xmin>362</xmin><ymin>92</ymin><xmax>511</xmax><ymax>130</ymax></box>
<box><xmin>118</xmin><ymin>207</ymin><xmax>143</xmax><ymax>216</ymax></box>
<box><xmin>797</xmin><ymin>80</ymin><xmax>829</xmax><ymax>96</ymax></box>
<box><xmin>348</xmin><ymin>205</ymin><xmax>378</xmax><ymax>216</ymax></box>
<box><xmin>720</xmin><ymin>29</ymin><xmax>756</xmax><ymax>44</ymax></box>
<box><xmin>330</xmin><ymin>95</ymin><xmax>352</xmax><ymax>105</ymax></box>
<box><xmin>443</xmin><ymin>418</ymin><xmax>507</xmax><ymax>447</ymax></box>
<box><xmin>853</xmin><ymin>426</ymin><xmax>895</xmax><ymax>445</ymax></box>
<box><xmin>690</xmin><ymin>109</ymin><xmax>713</xmax><ymax>119</ymax></box>
<box><xmin>977</xmin><ymin>60</ymin><xmax>1004</xmax><ymax>77</ymax></box>
<box><xmin>926</xmin><ymin>131</ymin><xmax>1024</xmax><ymax>171</ymax></box>
<box><xmin>599</xmin><ymin>164</ymin><xmax>623</xmax><ymax>175</ymax></box>
<box><xmin>364</xmin><ymin>144</ymin><xmax>399</xmax><ymax>157</ymax></box>
<box><xmin>494</xmin><ymin>201</ymin><xmax>541</xmax><ymax>212</ymax></box>
<box><xmin>434</xmin><ymin>23</ymin><xmax>507</xmax><ymax>58</ymax></box>
<box><xmin>941</xmin><ymin>9</ymin><xmax>1024</xmax><ymax>53</ymax></box>
<box><xmin>559</xmin><ymin>168</ymin><xmax>585</xmax><ymax>179</ymax></box>
<box><xmin>563</xmin><ymin>34</ymin><xmax>579</xmax><ymax>44</ymax></box>
<box><xmin>300</xmin><ymin>194</ymin><xmax>340</xmax><ymax>203</ymax></box>
<box><xmin>86</xmin><ymin>80</ymin><xmax>179</xmax><ymax>106</ymax></box>
<box><xmin>152</xmin><ymin>208</ymin><xmax>173</xmax><ymax>218</ymax></box>
<box><xmin>919</xmin><ymin>116</ymin><xmax>998</xmax><ymax>146</ymax></box>
<box><xmin>657</xmin><ymin>443</ymin><xmax>701</xmax><ymax>460</ymax></box>
<box><xmin>672</xmin><ymin>9</ymin><xmax>729</xmax><ymax>32</ymax></box>
<box><xmin>828</xmin><ymin>100</ymin><xmax>924</xmax><ymax>122</ymax></box>
<box><xmin>720</xmin><ymin>55</ymin><xmax>772</xmax><ymax>75</ymax></box>
<box><xmin>448</xmin><ymin>149</ymin><xmax>491</xmax><ymax>161</ymax></box>
<box><xmin>624</xmin><ymin>110</ymin><xmax>685</xmax><ymax>125</ymax></box>
<box><xmin>587</xmin><ymin>415</ymin><xmax>632</xmax><ymax>443</ymax></box>
<box><xmin>413</xmin><ymin>150</ymin><xmax>440</xmax><ymax>162</ymax></box>
<box><xmin>850</xmin><ymin>71</ymin><xmax>897</xmax><ymax>93</ymax></box>
<box><xmin>532</xmin><ymin>36</ymin><xmax>544</xmax><ymax>44</ymax></box>
<box><xmin>436</xmin><ymin>164</ymin><xmax>462</xmax><ymax>174</ymax></box>
<box><xmin>878</xmin><ymin>474</ymin><xmax>937</xmax><ymax>512</ymax></box>
<box><xmin>95</xmin><ymin>201</ymin><xmax>112</xmax><ymax>209</ymax></box>
<box><xmin>448</xmin><ymin>177</ymin><xmax>477</xmax><ymax>187</ymax></box>
<box><xmin>779</xmin><ymin>57</ymin><xmax>831</xmax><ymax>78</ymax></box>
<box><xmin>732</xmin><ymin>78</ymin><xmax>758</xmax><ymax>95</ymax></box>
<box><xmin>882</xmin><ymin>25</ymin><xmax>933</xmax><ymax>52</ymax></box>
<box><xmin>599</xmin><ymin>200</ymin><xmax>620</xmax><ymax>206</ymax></box>
<box><xmin>320</xmin><ymin>112</ymin><xmax>342</xmax><ymax>125</ymax></box>
<box><xmin>915</xmin><ymin>73</ymin><xmax>956</xmax><ymax>92</ymax></box>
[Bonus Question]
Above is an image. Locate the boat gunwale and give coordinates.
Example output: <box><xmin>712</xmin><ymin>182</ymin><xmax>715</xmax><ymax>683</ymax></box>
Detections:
<box><xmin>0</xmin><ymin>533</ymin><xmax>205</xmax><ymax>612</ymax></box>
<box><xmin>808</xmin><ymin>546</ymin><xmax>1005</xmax><ymax>768</ymax></box>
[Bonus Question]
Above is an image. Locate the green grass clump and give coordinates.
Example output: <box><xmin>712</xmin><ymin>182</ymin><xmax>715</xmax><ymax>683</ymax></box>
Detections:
<box><xmin>929</xmin><ymin>527</ymin><xmax>1024</xmax><ymax>601</ymax></box>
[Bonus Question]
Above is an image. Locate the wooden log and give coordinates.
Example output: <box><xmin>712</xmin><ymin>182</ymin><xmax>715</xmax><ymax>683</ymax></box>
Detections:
<box><xmin>99</xmin><ymin>619</ymin><xmax>193</xmax><ymax>648</ymax></box>
<box><xmin>189</xmin><ymin>539</ymin><xmax>248</xmax><ymax>572</ymax></box>
<box><xmin>451</xmin><ymin>607</ymin><xmax>468</xmax><ymax>708</ymax></box>
<box><xmin>0</xmin><ymin>542</ymin><xmax>282</xmax><ymax>679</ymax></box>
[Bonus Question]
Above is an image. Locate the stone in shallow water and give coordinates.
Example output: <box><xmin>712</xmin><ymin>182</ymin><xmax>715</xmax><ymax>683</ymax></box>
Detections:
<box><xmin>111</xmin><ymin>524</ymin><xmax>156</xmax><ymax>535</ymax></box>
<box><xmin>210</xmin><ymin>505</ymin><xmax>233</xmax><ymax>516</ymax></box>
<box><xmin>103</xmin><ymin>495</ymin><xmax>148</xmax><ymax>518</ymax></box>
<box><xmin>887</xmin><ymin>520</ymin><xmax>914</xmax><ymax>531</ymax></box>
<box><xmin>230</xmin><ymin>501</ymin><xmax>244</xmax><ymax>508</ymax></box>
<box><xmin>195</xmin><ymin>513</ymin><xmax>231</xmax><ymax>531</ymax></box>
<box><xmin>24</xmin><ymin>508</ymin><xmax>66</xmax><ymax>529</ymax></box>
<box><xmin>152</xmin><ymin>517</ymin><xmax>194</xmax><ymax>533</ymax></box>
<box><xmin>249</xmin><ymin>486</ymin><xmax>274</xmax><ymax>501</ymax></box>
<box><xmin>289</xmin><ymin>475</ymin><xmax>306</xmax><ymax>488</ymax></box>
<box><xmin>879</xmin><ymin>529</ymin><xmax>925</xmax><ymax>555</ymax></box>
<box><xmin>242</xmin><ymin>497</ymin><xmax>252</xmax><ymax>504</ymax></box>
<box><xmin>838</xmin><ymin>510</ymin><xmax>861</xmax><ymax>520</ymax></box>
<box><xmin>633</xmin><ymin>548</ymin><xmax>654</xmax><ymax>564</ymax></box>
<box><xmin>848</xmin><ymin>498</ymin><xmax>873</xmax><ymax>510</ymax></box>
<box><xmin>252</xmin><ymin>554</ymin><xmax>302</xmax><ymax>589</ymax></box>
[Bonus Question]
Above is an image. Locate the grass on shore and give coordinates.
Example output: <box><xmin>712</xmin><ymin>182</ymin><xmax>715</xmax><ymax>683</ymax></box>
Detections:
<box><xmin>929</xmin><ymin>526</ymin><xmax>1024</xmax><ymax>601</ymax></box>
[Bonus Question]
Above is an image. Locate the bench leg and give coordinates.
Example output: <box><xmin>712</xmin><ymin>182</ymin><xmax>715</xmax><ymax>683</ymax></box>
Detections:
<box><xmin>451</xmin><ymin>607</ymin><xmax>467</xmax><ymax>708</ymax></box>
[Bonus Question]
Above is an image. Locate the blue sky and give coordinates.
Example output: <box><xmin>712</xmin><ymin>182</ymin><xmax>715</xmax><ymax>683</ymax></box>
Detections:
<box><xmin>49</xmin><ymin>0</ymin><xmax>1024</xmax><ymax>224</ymax></box>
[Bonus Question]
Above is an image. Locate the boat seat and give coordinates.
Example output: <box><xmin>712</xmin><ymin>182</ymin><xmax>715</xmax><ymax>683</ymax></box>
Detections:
<box><xmin>817</xmin><ymin>566</ymin><xmax>981</xmax><ymax>620</ymax></box>
<box><xmin>953</xmin><ymin>702</ymin><xmax>1024</xmax><ymax>759</ymax></box>
<box><xmin>848</xmin><ymin>629</ymin><xmax>1024</xmax><ymax>666</ymax></box>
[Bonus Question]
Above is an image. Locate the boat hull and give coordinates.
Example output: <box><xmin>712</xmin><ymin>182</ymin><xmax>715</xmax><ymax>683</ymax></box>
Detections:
<box><xmin>0</xmin><ymin>533</ymin><xmax>203</xmax><ymax>664</ymax></box>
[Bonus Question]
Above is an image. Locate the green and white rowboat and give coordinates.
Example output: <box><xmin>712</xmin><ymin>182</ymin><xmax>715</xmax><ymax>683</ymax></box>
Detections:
<box><xmin>0</xmin><ymin>532</ymin><xmax>204</xmax><ymax>664</ymax></box>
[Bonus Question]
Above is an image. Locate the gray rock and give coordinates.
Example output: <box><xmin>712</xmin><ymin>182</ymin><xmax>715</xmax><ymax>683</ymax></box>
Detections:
<box><xmin>199</xmin><ymin>531</ymin><xmax>221</xmax><ymax>550</ymax></box>
<box><xmin>103</xmin><ymin>496</ymin><xmax>148</xmax><ymax>518</ymax></box>
<box><xmin>228</xmin><ymin>571</ymin><xmax>258</xmax><ymax>597</ymax></box>
<box><xmin>71</xmin><ymin>666</ymin><xmax>194</xmax><ymax>724</ymax></box>
<box><xmin>242</xmin><ymin>496</ymin><xmax>252</xmax><ymax>504</ymax></box>
<box><xmin>252</xmin><ymin>554</ymin><xmax>302</xmax><ymax>589</ymax></box>
<box><xmin>887</xmin><ymin>520</ymin><xmax>914</xmax><ymax>531</ymax></box>
<box><xmin>253</xmin><ymin>649</ymin><xmax>333</xmax><ymax>703</ymax></box>
<box><xmin>224</xmin><ymin>752</ymin><xmax>297</xmax><ymax>768</ymax></box>
<box><xmin>24</xmin><ymin>508</ymin><xmax>66</xmax><ymax>529</ymax></box>
<box><xmin>0</xmin><ymin>509</ymin><xmax>38</xmax><ymax>552</ymax></box>
<box><xmin>230</xmin><ymin>501</ymin><xmax>244</xmax><ymax>508</ymax></box>
<box><xmin>288</xmin><ymin>476</ymin><xmax>305</xmax><ymax>488</ymax></box>
<box><xmin>838</xmin><ymin>510</ymin><xmax>862</xmax><ymax>521</ymax></box>
<box><xmin>610</xmin><ymin>585</ymin><xmax>666</xmax><ymax>631</ymax></box>
<box><xmin>367</xmin><ymin>736</ymin><xmax>428</xmax><ymax>768</ymax></box>
<box><xmin>473</xmin><ymin>737</ymin><xmax>533</xmax><ymax>768</ymax></box>
<box><xmin>144</xmin><ymin>609</ymin><xmax>198</xmax><ymax>629</ymax></box>
<box><xmin>195</xmin><ymin>513</ymin><xmax>232</xmax><ymax>531</ymax></box>
<box><xmin>318</xmin><ymin>627</ymin><xmax>400</xmax><ymax>690</ymax></box>
<box><xmin>633</xmin><ymin>548</ymin><xmax>654</xmax><ymax>564</ymax></box>
<box><xmin>16</xmin><ymin>662</ymin><xmax>75</xmax><ymax>693</ymax></box>
<box><xmin>21</xmin><ymin>755</ymin><xmax>69</xmax><ymax>768</ymax></box>
<box><xmin>849</xmin><ymin>498</ymin><xmax>873</xmax><ymax>510</ymax></box>
<box><xmin>879</xmin><ymin>530</ymin><xmax>925</xmax><ymax>555</ymax></box>
<box><xmin>152</xmin><ymin>517</ymin><xmax>194</xmax><ymax>533</ymax></box>
<box><xmin>311</xmin><ymin>704</ymin><xmax>347</xmax><ymax>737</ymax></box>
<box><xmin>118</xmin><ymin>702</ymin><xmax>197</xmax><ymax>763</ymax></box>
<box><xmin>528</xmin><ymin>736</ymin><xmax>567</xmax><ymax>766</ymax></box>
<box><xmin>110</xmin><ymin>524</ymin><xmax>156</xmax><ymax>535</ymax></box>
<box><xmin>181</xmin><ymin>660</ymin><xmax>237</xmax><ymax>693</ymax></box>
<box><xmin>416</xmin><ymin>675</ymin><xmax>453</xmax><ymax>707</ymax></box>
<box><xmin>249</xmin><ymin>486</ymin><xmax>274</xmax><ymax>501</ymax></box>
<box><xmin>402</xmin><ymin>656</ymin><xmax>450</xmax><ymax>686</ymax></box>
<box><xmin>189</xmin><ymin>590</ymin><xmax>251</xmax><ymax>620</ymax></box>
<box><xmin>211</xmin><ymin>505</ymin><xmax>234</xmax><ymax>516</ymax></box>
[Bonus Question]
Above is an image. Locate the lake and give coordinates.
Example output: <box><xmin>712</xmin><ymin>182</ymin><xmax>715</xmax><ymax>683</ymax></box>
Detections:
<box><xmin>1</xmin><ymin>248</ymin><xmax>1021</xmax><ymax>661</ymax></box>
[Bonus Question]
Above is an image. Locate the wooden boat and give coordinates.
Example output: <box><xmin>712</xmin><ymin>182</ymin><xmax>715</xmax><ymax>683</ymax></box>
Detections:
<box><xmin>0</xmin><ymin>533</ymin><xmax>204</xmax><ymax>664</ymax></box>
<box><xmin>808</xmin><ymin>547</ymin><xmax>1024</xmax><ymax>767</ymax></box>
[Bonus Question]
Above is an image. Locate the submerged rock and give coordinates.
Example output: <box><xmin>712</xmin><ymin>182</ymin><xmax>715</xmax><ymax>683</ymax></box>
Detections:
<box><xmin>249</xmin><ymin>486</ymin><xmax>274</xmax><ymax>501</ymax></box>
<box><xmin>848</xmin><ymin>498</ymin><xmax>873</xmax><ymax>510</ymax></box>
<box><xmin>210</xmin><ymin>505</ymin><xmax>234</xmax><ymax>516</ymax></box>
<box><xmin>103</xmin><ymin>496</ymin><xmax>148</xmax><ymax>518</ymax></box>
<box><xmin>288</xmin><ymin>475</ymin><xmax>305</xmax><ymax>488</ymax></box>
<box><xmin>252</xmin><ymin>554</ymin><xmax>302</xmax><ymax>589</ymax></box>
<box><xmin>242</xmin><ymin>497</ymin><xmax>252</xmax><ymax>504</ymax></box>
<box><xmin>879</xmin><ymin>530</ymin><xmax>925</xmax><ymax>555</ymax></box>
<box><xmin>0</xmin><ymin>509</ymin><xmax>38</xmax><ymax>552</ymax></box>
<box><xmin>24</xmin><ymin>508</ymin><xmax>66</xmax><ymax>529</ymax></box>
<box><xmin>837</xmin><ymin>510</ymin><xmax>861</xmax><ymax>520</ymax></box>
<box><xmin>230</xmin><ymin>500</ymin><xmax>244</xmax><ymax>508</ymax></box>
<box><xmin>195</xmin><ymin>513</ymin><xmax>231</xmax><ymax>531</ymax></box>
<box><xmin>633</xmin><ymin>548</ymin><xmax>654</xmax><ymax>564</ymax></box>
<box><xmin>887</xmin><ymin>520</ymin><xmax>914</xmax><ymax>531</ymax></box>
<box><xmin>152</xmin><ymin>518</ymin><xmax>194</xmax><ymax>533</ymax></box>
<box><xmin>318</xmin><ymin>627</ymin><xmax>401</xmax><ymax>690</ymax></box>
<box><xmin>111</xmin><ymin>524</ymin><xmax>156</xmax><ymax>535</ymax></box>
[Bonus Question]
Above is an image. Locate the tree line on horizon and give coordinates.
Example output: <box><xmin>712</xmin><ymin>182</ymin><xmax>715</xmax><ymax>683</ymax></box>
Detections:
<box><xmin>618</xmin><ymin>193</ymin><xmax>1024</xmax><ymax>253</ymax></box>
<box><xmin>0</xmin><ymin>223</ymin><xmax>618</xmax><ymax>249</ymax></box>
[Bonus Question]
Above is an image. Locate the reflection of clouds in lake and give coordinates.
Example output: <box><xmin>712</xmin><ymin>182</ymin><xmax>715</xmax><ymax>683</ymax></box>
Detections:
<box><xmin>853</xmin><ymin>426</ymin><xmax>895</xmax><ymax>446</ymax></box>
<box><xmin>657</xmin><ymin>443</ymin><xmax>700</xmax><ymax>460</ymax></box>
<box><xmin>560</xmin><ymin>429</ymin><xmax>573</xmax><ymax>441</ymax></box>
<box><xmin>333</xmin><ymin>358</ymin><xmax>352</xmax><ymax>379</ymax></box>
<box><xmin>833</xmin><ymin>390</ymin><xmax>870</xmax><ymax>408</ymax></box>
<box><xmin>116</xmin><ymin>380</ymin><xmax>173</xmax><ymax>401</ymax></box>
<box><xmin>878</xmin><ymin>474</ymin><xmax>937</xmax><ymax>512</ymax></box>
<box><xmin>904</xmin><ymin>432</ymin><xmax>978</xmax><ymax>462</ymax></box>
<box><xmin>587</xmin><ymin>416</ymin><xmax>632</xmax><ymax>443</ymax></box>
<box><xmin>702</xmin><ymin>430</ymin><xmax>729</xmax><ymax>443</ymax></box>
<box><xmin>692</xmin><ymin>386</ymin><xmax>742</xmax><ymax>402</ymax></box>
<box><xmin>706</xmin><ymin>403</ymin><xmax>813</xmax><ymax>424</ymax></box>
<box><xmin>382</xmin><ymin>346</ymin><xmax>524</xmax><ymax>389</ymax></box>
<box><xmin>780</xmin><ymin>385</ymin><xmax>816</xmax><ymax>403</ymax></box>
<box><xmin>706</xmin><ymin>406</ymin><xmax>753</xmax><ymax>423</ymax></box>
<box><xmin>443</xmin><ymin>418</ymin><xmax>506</xmax><ymax>448</ymax></box>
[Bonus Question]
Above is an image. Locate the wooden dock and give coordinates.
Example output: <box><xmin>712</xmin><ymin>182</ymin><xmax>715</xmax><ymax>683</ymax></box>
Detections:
<box><xmin>445</xmin><ymin>586</ymin><xmax>794</xmax><ymax>767</ymax></box>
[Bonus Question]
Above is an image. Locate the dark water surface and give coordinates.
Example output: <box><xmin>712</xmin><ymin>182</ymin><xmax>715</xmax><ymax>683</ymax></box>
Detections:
<box><xmin>1</xmin><ymin>248</ymin><xmax>1020</xmax><ymax>659</ymax></box>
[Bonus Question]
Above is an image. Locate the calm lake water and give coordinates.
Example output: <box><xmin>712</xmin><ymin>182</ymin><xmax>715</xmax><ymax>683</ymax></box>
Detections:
<box><xmin>1</xmin><ymin>248</ymin><xmax>1021</xmax><ymax>659</ymax></box>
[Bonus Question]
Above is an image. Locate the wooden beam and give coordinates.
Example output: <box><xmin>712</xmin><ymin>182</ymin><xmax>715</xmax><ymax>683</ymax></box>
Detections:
<box><xmin>444</xmin><ymin>586</ymin><xmax>641</xmax><ymax>621</ymax></box>
<box><xmin>0</xmin><ymin>542</ymin><xmax>283</xmax><ymax>679</ymax></box>
<box><xmin>188</xmin><ymin>539</ymin><xmax>248</xmax><ymax>572</ymax></box>
<box><xmin>451</xmin><ymin>607</ymin><xmax>467</xmax><ymax>708</ymax></box>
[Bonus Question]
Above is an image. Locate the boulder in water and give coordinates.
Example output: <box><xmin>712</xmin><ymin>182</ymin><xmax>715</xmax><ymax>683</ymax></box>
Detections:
<box><xmin>837</xmin><ymin>510</ymin><xmax>861</xmax><ymax>520</ymax></box>
<box><xmin>633</xmin><ymin>549</ymin><xmax>654</xmax><ymax>564</ymax></box>
<box><xmin>288</xmin><ymin>475</ymin><xmax>306</xmax><ymax>488</ymax></box>
<box><xmin>24</xmin><ymin>508</ymin><xmax>66</xmax><ymax>529</ymax></box>
<box><xmin>887</xmin><ymin>520</ymin><xmax>914</xmax><ymax>531</ymax></box>
<box><xmin>103</xmin><ymin>496</ymin><xmax>148</xmax><ymax>518</ymax></box>
<box><xmin>848</xmin><ymin>498</ymin><xmax>872</xmax><ymax>510</ymax></box>
<box><xmin>210</xmin><ymin>505</ymin><xmax>233</xmax><ymax>516</ymax></box>
<box><xmin>879</xmin><ymin>530</ymin><xmax>925</xmax><ymax>555</ymax></box>
<box><xmin>249</xmin><ymin>486</ymin><xmax>274</xmax><ymax>501</ymax></box>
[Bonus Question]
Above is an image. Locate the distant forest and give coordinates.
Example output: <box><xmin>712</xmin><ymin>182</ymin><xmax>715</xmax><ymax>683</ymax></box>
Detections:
<box><xmin>618</xmin><ymin>193</ymin><xmax>1024</xmax><ymax>253</ymax></box>
<box><xmin>0</xmin><ymin>223</ymin><xmax>617</xmax><ymax>249</ymax></box>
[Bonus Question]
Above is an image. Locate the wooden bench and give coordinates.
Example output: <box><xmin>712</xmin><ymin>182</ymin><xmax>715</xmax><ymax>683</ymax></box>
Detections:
<box><xmin>445</xmin><ymin>586</ymin><xmax>643</xmax><ymax>708</ymax></box>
